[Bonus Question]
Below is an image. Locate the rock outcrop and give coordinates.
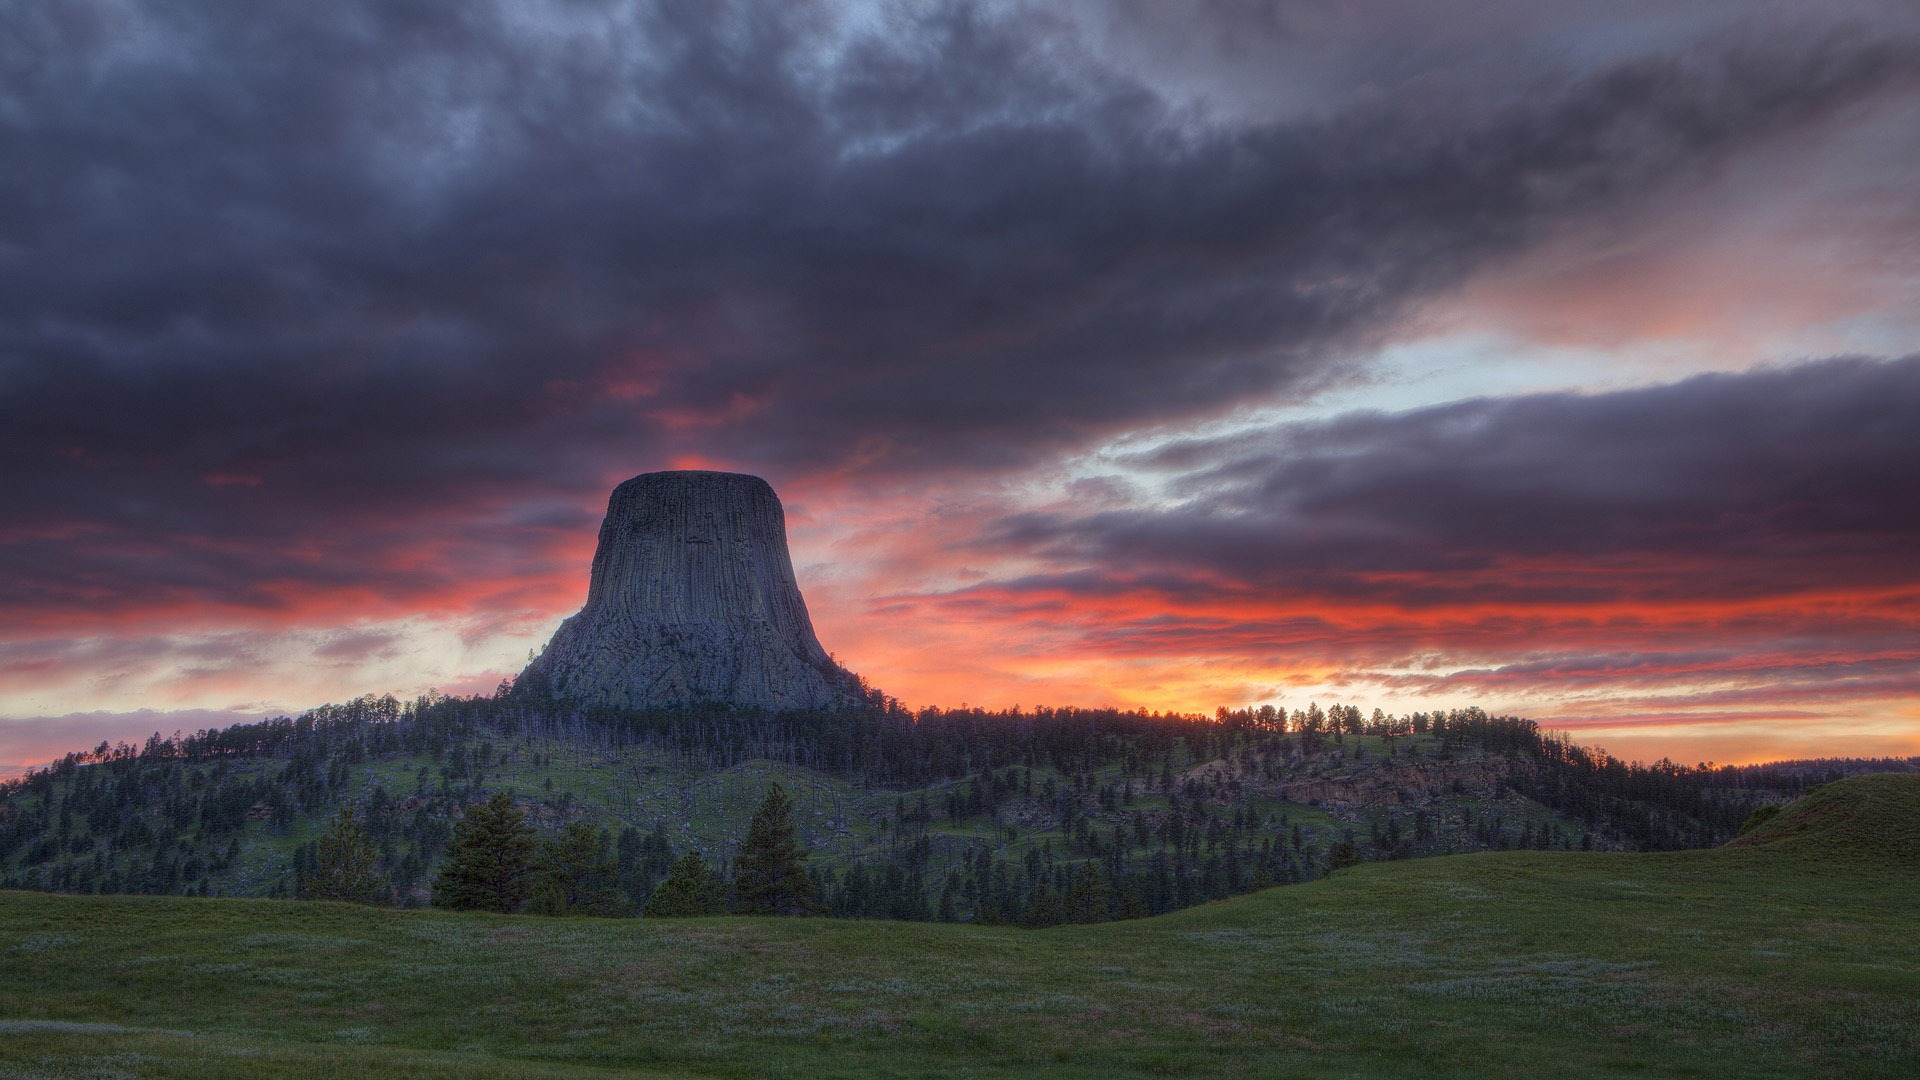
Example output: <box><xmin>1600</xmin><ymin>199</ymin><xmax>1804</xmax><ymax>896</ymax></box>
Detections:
<box><xmin>1184</xmin><ymin>754</ymin><xmax>1517</xmax><ymax>810</ymax></box>
<box><xmin>519</xmin><ymin>471</ymin><xmax>866</xmax><ymax>711</ymax></box>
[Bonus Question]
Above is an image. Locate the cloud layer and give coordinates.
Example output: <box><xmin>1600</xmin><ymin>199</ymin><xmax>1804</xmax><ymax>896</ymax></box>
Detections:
<box><xmin>6</xmin><ymin>3</ymin><xmax>1917</xmax><ymax>624</ymax></box>
<box><xmin>990</xmin><ymin>355</ymin><xmax>1920</xmax><ymax>604</ymax></box>
<box><xmin>4</xmin><ymin>1</ymin><xmax>1919</xmax><ymax>763</ymax></box>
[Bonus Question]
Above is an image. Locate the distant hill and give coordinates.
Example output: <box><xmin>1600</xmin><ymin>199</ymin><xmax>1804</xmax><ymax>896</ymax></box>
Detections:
<box><xmin>1</xmin><ymin>693</ymin><xmax>1847</xmax><ymax>921</ymax></box>
<box><xmin>1724</xmin><ymin>756</ymin><xmax>1920</xmax><ymax>778</ymax></box>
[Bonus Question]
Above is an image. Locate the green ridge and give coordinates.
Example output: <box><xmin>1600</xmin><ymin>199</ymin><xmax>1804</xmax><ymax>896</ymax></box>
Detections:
<box><xmin>1732</xmin><ymin>773</ymin><xmax>1920</xmax><ymax>863</ymax></box>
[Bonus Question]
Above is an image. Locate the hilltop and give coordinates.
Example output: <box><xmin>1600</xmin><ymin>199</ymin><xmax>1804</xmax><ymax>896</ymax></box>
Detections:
<box><xmin>1733</xmin><ymin>773</ymin><xmax>1920</xmax><ymax>863</ymax></box>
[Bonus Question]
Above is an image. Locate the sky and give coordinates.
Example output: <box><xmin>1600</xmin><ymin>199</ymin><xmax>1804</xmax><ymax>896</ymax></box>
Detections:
<box><xmin>4</xmin><ymin>0</ymin><xmax>1919</xmax><ymax>773</ymax></box>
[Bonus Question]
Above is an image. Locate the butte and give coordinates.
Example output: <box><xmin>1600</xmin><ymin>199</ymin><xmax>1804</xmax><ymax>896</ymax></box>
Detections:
<box><xmin>519</xmin><ymin>470</ymin><xmax>866</xmax><ymax>711</ymax></box>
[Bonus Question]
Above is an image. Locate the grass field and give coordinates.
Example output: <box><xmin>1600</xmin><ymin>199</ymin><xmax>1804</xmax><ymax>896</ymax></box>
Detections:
<box><xmin>3</xmin><ymin>775</ymin><xmax>1915</xmax><ymax>1079</ymax></box>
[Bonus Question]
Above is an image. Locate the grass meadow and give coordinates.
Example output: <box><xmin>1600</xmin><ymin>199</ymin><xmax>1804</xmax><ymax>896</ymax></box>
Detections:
<box><xmin>5</xmin><ymin>785</ymin><xmax>1917</xmax><ymax>1080</ymax></box>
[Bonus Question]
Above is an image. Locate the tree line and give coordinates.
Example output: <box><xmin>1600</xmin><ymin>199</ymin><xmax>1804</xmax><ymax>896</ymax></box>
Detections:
<box><xmin>3</xmin><ymin>689</ymin><xmax>1864</xmax><ymax>920</ymax></box>
<box><xmin>305</xmin><ymin>782</ymin><xmax>818</xmax><ymax>919</ymax></box>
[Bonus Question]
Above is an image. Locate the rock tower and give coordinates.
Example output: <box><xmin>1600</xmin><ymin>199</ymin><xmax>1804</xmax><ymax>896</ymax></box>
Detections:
<box><xmin>519</xmin><ymin>471</ymin><xmax>865</xmax><ymax>711</ymax></box>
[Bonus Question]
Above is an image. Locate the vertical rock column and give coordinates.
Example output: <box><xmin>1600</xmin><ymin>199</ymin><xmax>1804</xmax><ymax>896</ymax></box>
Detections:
<box><xmin>519</xmin><ymin>471</ymin><xmax>865</xmax><ymax>710</ymax></box>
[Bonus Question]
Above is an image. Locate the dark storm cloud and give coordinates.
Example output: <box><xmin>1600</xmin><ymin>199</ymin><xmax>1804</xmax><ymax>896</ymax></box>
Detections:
<box><xmin>977</xmin><ymin>354</ymin><xmax>1920</xmax><ymax>607</ymax></box>
<box><xmin>2</xmin><ymin>1</ymin><xmax>1915</xmax><ymax>623</ymax></box>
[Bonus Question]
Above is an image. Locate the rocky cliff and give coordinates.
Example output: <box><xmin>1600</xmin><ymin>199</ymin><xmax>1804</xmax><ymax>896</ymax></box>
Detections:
<box><xmin>1185</xmin><ymin>753</ymin><xmax>1517</xmax><ymax>809</ymax></box>
<box><xmin>518</xmin><ymin>471</ymin><xmax>866</xmax><ymax>711</ymax></box>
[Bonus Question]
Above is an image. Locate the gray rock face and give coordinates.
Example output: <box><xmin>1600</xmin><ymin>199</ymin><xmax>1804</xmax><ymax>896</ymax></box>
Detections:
<box><xmin>520</xmin><ymin>471</ymin><xmax>865</xmax><ymax>711</ymax></box>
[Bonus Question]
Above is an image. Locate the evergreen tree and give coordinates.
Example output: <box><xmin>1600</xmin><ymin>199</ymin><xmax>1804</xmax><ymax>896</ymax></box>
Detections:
<box><xmin>529</xmin><ymin>822</ymin><xmax>626</xmax><ymax>916</ymax></box>
<box><xmin>1021</xmin><ymin>879</ymin><xmax>1065</xmax><ymax>927</ymax></box>
<box><xmin>303</xmin><ymin>808</ymin><xmax>389</xmax><ymax>904</ymax></box>
<box><xmin>642</xmin><ymin>851</ymin><xmax>728</xmax><ymax>916</ymax></box>
<box><xmin>937</xmin><ymin>873</ymin><xmax>960</xmax><ymax>922</ymax></box>
<box><xmin>733</xmin><ymin>782</ymin><xmax>816</xmax><ymax>915</ymax></box>
<box><xmin>432</xmin><ymin>792</ymin><xmax>537</xmax><ymax>913</ymax></box>
<box><xmin>1739</xmin><ymin>803</ymin><xmax>1782</xmax><ymax>836</ymax></box>
<box><xmin>1065</xmin><ymin>861</ymin><xmax>1111</xmax><ymax>923</ymax></box>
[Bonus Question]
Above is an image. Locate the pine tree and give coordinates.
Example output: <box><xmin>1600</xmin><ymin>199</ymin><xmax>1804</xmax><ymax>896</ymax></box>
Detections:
<box><xmin>1326</xmin><ymin>839</ymin><xmax>1362</xmax><ymax>873</ymax></box>
<box><xmin>1021</xmin><ymin>879</ymin><xmax>1065</xmax><ymax>927</ymax></box>
<box><xmin>937</xmin><ymin>873</ymin><xmax>960</xmax><ymax>922</ymax></box>
<box><xmin>732</xmin><ymin>782</ymin><xmax>816</xmax><ymax>915</ymax></box>
<box><xmin>303</xmin><ymin>808</ymin><xmax>389</xmax><ymax>904</ymax></box>
<box><xmin>529</xmin><ymin>822</ymin><xmax>626</xmax><ymax>916</ymax></box>
<box><xmin>1065</xmin><ymin>861</ymin><xmax>1111</xmax><ymax>923</ymax></box>
<box><xmin>642</xmin><ymin>851</ymin><xmax>728</xmax><ymax>916</ymax></box>
<box><xmin>432</xmin><ymin>792</ymin><xmax>538</xmax><ymax>913</ymax></box>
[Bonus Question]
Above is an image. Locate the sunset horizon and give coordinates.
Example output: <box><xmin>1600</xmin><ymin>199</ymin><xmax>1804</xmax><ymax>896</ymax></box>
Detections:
<box><xmin>5</xmin><ymin>1</ymin><xmax>1918</xmax><ymax>772</ymax></box>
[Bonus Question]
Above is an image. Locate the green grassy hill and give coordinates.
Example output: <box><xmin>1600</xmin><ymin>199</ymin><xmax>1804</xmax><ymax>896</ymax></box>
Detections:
<box><xmin>1733</xmin><ymin>772</ymin><xmax>1920</xmax><ymax>863</ymax></box>
<box><xmin>3</xmin><ymin>777</ymin><xmax>1917</xmax><ymax>1078</ymax></box>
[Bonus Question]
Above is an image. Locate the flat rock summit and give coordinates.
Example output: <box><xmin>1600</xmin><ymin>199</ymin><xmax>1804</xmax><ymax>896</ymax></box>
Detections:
<box><xmin>519</xmin><ymin>470</ymin><xmax>865</xmax><ymax>711</ymax></box>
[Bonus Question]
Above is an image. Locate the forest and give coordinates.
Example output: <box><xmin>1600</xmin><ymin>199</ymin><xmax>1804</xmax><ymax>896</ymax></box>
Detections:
<box><xmin>3</xmin><ymin>689</ymin><xmax>1908</xmax><ymax>925</ymax></box>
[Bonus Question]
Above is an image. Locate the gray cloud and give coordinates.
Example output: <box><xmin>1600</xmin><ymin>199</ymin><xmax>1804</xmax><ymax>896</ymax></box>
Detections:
<box><xmin>978</xmin><ymin>354</ymin><xmax>1920</xmax><ymax>606</ymax></box>
<box><xmin>1</xmin><ymin>1</ymin><xmax>1915</xmax><ymax>624</ymax></box>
